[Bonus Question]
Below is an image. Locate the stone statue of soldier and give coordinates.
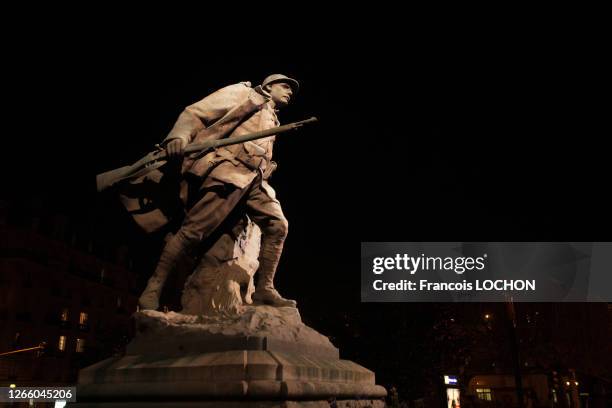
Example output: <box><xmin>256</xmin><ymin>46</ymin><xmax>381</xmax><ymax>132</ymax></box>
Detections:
<box><xmin>138</xmin><ymin>74</ymin><xmax>299</xmax><ymax>311</ymax></box>
<box><xmin>85</xmin><ymin>75</ymin><xmax>387</xmax><ymax>406</ymax></box>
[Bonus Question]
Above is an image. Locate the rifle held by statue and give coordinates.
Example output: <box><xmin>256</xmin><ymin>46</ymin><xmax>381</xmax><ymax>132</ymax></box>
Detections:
<box><xmin>96</xmin><ymin>117</ymin><xmax>318</xmax><ymax>192</ymax></box>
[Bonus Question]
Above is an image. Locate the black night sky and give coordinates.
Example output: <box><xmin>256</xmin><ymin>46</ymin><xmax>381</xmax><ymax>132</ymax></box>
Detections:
<box><xmin>2</xmin><ymin>25</ymin><xmax>610</xmax><ymax>401</ymax></box>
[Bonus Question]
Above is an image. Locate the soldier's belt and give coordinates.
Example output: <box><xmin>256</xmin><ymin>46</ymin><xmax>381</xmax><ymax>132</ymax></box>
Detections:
<box><xmin>217</xmin><ymin>148</ymin><xmax>270</xmax><ymax>172</ymax></box>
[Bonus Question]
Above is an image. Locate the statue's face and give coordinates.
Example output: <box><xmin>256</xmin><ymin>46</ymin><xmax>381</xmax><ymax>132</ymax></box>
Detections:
<box><xmin>267</xmin><ymin>82</ymin><xmax>293</xmax><ymax>107</ymax></box>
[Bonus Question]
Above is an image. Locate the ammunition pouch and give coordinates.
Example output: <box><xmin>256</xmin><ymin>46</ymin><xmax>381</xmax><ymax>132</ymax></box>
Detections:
<box><xmin>216</xmin><ymin>147</ymin><xmax>277</xmax><ymax>179</ymax></box>
<box><xmin>262</xmin><ymin>161</ymin><xmax>277</xmax><ymax>179</ymax></box>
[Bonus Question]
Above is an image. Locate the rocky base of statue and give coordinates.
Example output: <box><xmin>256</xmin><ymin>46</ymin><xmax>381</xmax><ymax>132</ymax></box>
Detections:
<box><xmin>70</xmin><ymin>306</ymin><xmax>386</xmax><ymax>407</ymax></box>
<box><xmin>180</xmin><ymin>216</ymin><xmax>262</xmax><ymax>316</ymax></box>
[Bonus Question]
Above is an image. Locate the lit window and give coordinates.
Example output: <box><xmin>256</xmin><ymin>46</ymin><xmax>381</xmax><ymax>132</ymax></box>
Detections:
<box><xmin>60</xmin><ymin>308</ymin><xmax>69</xmax><ymax>322</ymax></box>
<box><xmin>58</xmin><ymin>335</ymin><xmax>66</xmax><ymax>351</ymax></box>
<box><xmin>79</xmin><ymin>312</ymin><xmax>88</xmax><ymax>325</ymax></box>
<box><xmin>476</xmin><ymin>388</ymin><xmax>492</xmax><ymax>401</ymax></box>
<box><xmin>75</xmin><ymin>338</ymin><xmax>85</xmax><ymax>353</ymax></box>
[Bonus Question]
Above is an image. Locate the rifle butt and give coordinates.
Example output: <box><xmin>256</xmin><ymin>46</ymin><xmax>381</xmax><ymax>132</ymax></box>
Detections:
<box><xmin>96</xmin><ymin>166</ymin><xmax>132</xmax><ymax>192</ymax></box>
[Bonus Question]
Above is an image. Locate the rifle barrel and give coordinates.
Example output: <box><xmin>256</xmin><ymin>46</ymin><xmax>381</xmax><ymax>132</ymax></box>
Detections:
<box><xmin>185</xmin><ymin>116</ymin><xmax>318</xmax><ymax>153</ymax></box>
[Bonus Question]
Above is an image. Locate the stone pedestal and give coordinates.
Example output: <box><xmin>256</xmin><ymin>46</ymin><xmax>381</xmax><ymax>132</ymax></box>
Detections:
<box><xmin>71</xmin><ymin>307</ymin><xmax>386</xmax><ymax>407</ymax></box>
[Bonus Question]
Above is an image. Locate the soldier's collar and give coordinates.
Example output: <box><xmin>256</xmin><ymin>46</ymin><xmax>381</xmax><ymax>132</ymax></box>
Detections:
<box><xmin>264</xmin><ymin>100</ymin><xmax>279</xmax><ymax>114</ymax></box>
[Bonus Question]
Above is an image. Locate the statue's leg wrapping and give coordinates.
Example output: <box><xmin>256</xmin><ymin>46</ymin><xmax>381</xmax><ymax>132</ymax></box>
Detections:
<box><xmin>138</xmin><ymin>233</ymin><xmax>188</xmax><ymax>310</ymax></box>
<box><xmin>247</xmin><ymin>181</ymin><xmax>295</xmax><ymax>307</ymax></box>
<box><xmin>139</xmin><ymin>181</ymin><xmax>248</xmax><ymax>310</ymax></box>
<box><xmin>257</xmin><ymin>219</ymin><xmax>288</xmax><ymax>290</ymax></box>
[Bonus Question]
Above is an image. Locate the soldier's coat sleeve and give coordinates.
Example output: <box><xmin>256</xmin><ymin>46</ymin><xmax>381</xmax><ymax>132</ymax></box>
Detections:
<box><xmin>163</xmin><ymin>82</ymin><xmax>253</xmax><ymax>145</ymax></box>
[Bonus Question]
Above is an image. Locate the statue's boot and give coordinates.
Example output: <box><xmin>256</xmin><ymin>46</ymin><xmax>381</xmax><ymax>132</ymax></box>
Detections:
<box><xmin>252</xmin><ymin>243</ymin><xmax>296</xmax><ymax>308</ymax></box>
<box><xmin>252</xmin><ymin>286</ymin><xmax>297</xmax><ymax>307</ymax></box>
<box><xmin>138</xmin><ymin>234</ymin><xmax>186</xmax><ymax>310</ymax></box>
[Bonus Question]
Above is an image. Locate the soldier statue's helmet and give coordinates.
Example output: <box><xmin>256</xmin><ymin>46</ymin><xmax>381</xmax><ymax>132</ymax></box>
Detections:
<box><xmin>261</xmin><ymin>74</ymin><xmax>299</xmax><ymax>93</ymax></box>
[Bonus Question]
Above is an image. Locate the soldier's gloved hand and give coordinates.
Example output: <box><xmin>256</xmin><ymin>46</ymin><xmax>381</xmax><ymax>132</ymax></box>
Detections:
<box><xmin>166</xmin><ymin>139</ymin><xmax>186</xmax><ymax>159</ymax></box>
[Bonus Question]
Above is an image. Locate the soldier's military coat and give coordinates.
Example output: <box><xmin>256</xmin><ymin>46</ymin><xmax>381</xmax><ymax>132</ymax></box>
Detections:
<box><xmin>120</xmin><ymin>82</ymin><xmax>282</xmax><ymax>232</ymax></box>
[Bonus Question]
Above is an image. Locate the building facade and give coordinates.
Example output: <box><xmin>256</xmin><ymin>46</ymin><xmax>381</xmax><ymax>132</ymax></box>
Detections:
<box><xmin>0</xmin><ymin>226</ymin><xmax>138</xmax><ymax>388</ymax></box>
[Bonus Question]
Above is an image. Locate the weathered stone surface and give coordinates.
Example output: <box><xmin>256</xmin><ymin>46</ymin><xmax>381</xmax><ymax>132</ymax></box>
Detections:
<box><xmin>72</xmin><ymin>306</ymin><xmax>386</xmax><ymax>407</ymax></box>
<box><xmin>181</xmin><ymin>217</ymin><xmax>261</xmax><ymax>316</ymax></box>
<box><xmin>75</xmin><ymin>349</ymin><xmax>386</xmax><ymax>405</ymax></box>
<box><xmin>127</xmin><ymin>306</ymin><xmax>339</xmax><ymax>359</ymax></box>
<box><xmin>74</xmin><ymin>287</ymin><xmax>386</xmax><ymax>407</ymax></box>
